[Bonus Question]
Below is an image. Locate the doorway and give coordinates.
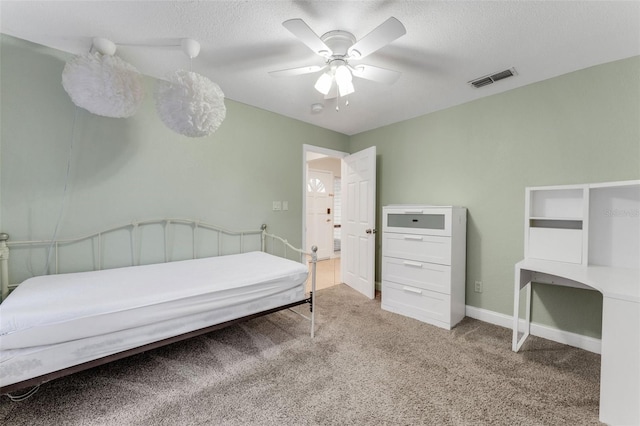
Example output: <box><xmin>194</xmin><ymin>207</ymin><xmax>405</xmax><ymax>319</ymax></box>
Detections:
<box><xmin>304</xmin><ymin>146</ymin><xmax>345</xmax><ymax>290</ymax></box>
<box><xmin>303</xmin><ymin>144</ymin><xmax>377</xmax><ymax>299</ymax></box>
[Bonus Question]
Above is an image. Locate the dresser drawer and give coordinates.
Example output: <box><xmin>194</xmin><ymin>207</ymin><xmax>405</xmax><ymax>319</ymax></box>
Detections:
<box><xmin>383</xmin><ymin>233</ymin><xmax>451</xmax><ymax>265</ymax></box>
<box><xmin>382</xmin><ymin>256</ymin><xmax>451</xmax><ymax>294</ymax></box>
<box><xmin>381</xmin><ymin>281</ymin><xmax>452</xmax><ymax>329</ymax></box>
<box><xmin>383</xmin><ymin>206</ymin><xmax>453</xmax><ymax>236</ymax></box>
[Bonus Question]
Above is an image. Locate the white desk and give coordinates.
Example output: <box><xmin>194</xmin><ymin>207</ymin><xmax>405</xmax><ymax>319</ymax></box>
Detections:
<box><xmin>513</xmin><ymin>258</ymin><xmax>640</xmax><ymax>425</ymax></box>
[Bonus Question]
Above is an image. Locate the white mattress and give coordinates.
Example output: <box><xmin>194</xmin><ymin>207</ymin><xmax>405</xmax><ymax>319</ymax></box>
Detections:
<box><xmin>0</xmin><ymin>281</ymin><xmax>305</xmax><ymax>388</ymax></box>
<box><xmin>0</xmin><ymin>251</ymin><xmax>308</xmax><ymax>352</ymax></box>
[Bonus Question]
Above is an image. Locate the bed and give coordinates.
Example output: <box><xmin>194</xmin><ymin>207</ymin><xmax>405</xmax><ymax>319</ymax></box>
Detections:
<box><xmin>0</xmin><ymin>219</ymin><xmax>317</xmax><ymax>397</ymax></box>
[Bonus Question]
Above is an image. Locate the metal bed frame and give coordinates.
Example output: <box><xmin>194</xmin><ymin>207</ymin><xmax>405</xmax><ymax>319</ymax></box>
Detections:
<box><xmin>0</xmin><ymin>219</ymin><xmax>317</xmax><ymax>395</ymax></box>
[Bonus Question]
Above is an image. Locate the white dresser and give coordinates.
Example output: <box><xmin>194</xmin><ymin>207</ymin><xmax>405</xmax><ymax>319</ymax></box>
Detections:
<box><xmin>381</xmin><ymin>205</ymin><xmax>467</xmax><ymax>330</ymax></box>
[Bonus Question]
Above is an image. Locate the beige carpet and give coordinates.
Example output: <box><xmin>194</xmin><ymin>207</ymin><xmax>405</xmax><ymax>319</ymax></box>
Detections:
<box><xmin>0</xmin><ymin>284</ymin><xmax>601</xmax><ymax>425</ymax></box>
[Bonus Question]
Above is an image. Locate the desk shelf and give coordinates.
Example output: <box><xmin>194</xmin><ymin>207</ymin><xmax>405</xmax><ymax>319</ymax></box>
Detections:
<box><xmin>525</xmin><ymin>181</ymin><xmax>640</xmax><ymax>267</ymax></box>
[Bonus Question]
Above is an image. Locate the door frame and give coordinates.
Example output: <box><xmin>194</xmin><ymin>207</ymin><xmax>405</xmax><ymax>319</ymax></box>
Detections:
<box><xmin>302</xmin><ymin>144</ymin><xmax>348</xmax><ymax>275</ymax></box>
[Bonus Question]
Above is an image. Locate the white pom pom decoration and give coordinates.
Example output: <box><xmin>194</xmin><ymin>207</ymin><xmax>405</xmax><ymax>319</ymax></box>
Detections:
<box><xmin>62</xmin><ymin>52</ymin><xmax>145</xmax><ymax>118</ymax></box>
<box><xmin>155</xmin><ymin>70</ymin><xmax>226</xmax><ymax>138</ymax></box>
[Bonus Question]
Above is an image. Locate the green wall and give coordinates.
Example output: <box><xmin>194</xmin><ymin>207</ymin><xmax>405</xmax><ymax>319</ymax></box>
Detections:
<box><xmin>0</xmin><ymin>35</ymin><xmax>348</xmax><ymax>282</ymax></box>
<box><xmin>2</xmin><ymin>33</ymin><xmax>639</xmax><ymax>339</ymax></box>
<box><xmin>350</xmin><ymin>56</ymin><xmax>640</xmax><ymax>338</ymax></box>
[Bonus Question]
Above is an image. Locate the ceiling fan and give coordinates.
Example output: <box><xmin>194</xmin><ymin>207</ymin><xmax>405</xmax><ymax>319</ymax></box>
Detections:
<box><xmin>269</xmin><ymin>17</ymin><xmax>407</xmax><ymax>100</ymax></box>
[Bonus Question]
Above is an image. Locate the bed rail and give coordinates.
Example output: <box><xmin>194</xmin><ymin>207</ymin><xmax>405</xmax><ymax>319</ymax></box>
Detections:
<box><xmin>0</xmin><ymin>233</ymin><xmax>9</xmax><ymax>302</ymax></box>
<box><xmin>0</xmin><ymin>220</ymin><xmax>313</xmax><ymax>303</ymax></box>
<box><xmin>261</xmin><ymin>224</ymin><xmax>318</xmax><ymax>338</ymax></box>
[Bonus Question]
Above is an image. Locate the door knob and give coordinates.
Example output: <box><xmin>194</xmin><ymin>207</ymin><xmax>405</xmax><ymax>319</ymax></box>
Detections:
<box><xmin>365</xmin><ymin>228</ymin><xmax>377</xmax><ymax>234</ymax></box>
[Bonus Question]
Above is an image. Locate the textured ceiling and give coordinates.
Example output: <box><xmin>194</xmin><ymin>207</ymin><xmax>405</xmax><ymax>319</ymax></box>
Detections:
<box><xmin>1</xmin><ymin>1</ymin><xmax>639</xmax><ymax>135</ymax></box>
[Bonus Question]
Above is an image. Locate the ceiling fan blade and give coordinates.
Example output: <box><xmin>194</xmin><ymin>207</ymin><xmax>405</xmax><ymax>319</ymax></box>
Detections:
<box><xmin>348</xmin><ymin>17</ymin><xmax>406</xmax><ymax>59</ymax></box>
<box><xmin>351</xmin><ymin>64</ymin><xmax>402</xmax><ymax>85</ymax></box>
<box><xmin>283</xmin><ymin>19</ymin><xmax>333</xmax><ymax>57</ymax></box>
<box><xmin>269</xmin><ymin>65</ymin><xmax>325</xmax><ymax>78</ymax></box>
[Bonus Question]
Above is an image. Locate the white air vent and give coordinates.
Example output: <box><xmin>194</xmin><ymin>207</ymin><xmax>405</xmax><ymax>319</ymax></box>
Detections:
<box><xmin>469</xmin><ymin>67</ymin><xmax>517</xmax><ymax>88</ymax></box>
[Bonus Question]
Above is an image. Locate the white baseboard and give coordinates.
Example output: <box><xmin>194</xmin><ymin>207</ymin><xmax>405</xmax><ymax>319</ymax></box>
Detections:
<box><xmin>465</xmin><ymin>305</ymin><xmax>601</xmax><ymax>354</ymax></box>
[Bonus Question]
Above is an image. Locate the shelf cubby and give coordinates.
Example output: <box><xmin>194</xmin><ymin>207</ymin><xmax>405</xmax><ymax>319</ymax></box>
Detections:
<box><xmin>525</xmin><ymin>180</ymin><xmax>639</xmax><ymax>267</ymax></box>
<box><xmin>526</xmin><ymin>185</ymin><xmax>587</xmax><ymax>264</ymax></box>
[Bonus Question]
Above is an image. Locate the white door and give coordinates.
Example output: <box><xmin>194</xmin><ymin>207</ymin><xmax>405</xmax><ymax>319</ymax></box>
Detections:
<box><xmin>307</xmin><ymin>169</ymin><xmax>334</xmax><ymax>260</ymax></box>
<box><xmin>342</xmin><ymin>146</ymin><xmax>376</xmax><ymax>299</ymax></box>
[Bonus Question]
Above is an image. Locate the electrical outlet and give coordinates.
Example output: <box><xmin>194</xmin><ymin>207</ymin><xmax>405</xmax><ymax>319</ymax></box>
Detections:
<box><xmin>474</xmin><ymin>280</ymin><xmax>483</xmax><ymax>293</ymax></box>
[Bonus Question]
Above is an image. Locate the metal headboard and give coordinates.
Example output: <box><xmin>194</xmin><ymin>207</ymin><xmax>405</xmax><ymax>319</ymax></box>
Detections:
<box><xmin>0</xmin><ymin>219</ymin><xmax>313</xmax><ymax>302</ymax></box>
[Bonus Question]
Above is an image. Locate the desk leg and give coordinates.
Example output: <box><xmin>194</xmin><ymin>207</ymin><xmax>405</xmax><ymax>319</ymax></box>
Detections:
<box><xmin>599</xmin><ymin>296</ymin><xmax>640</xmax><ymax>425</ymax></box>
<box><xmin>512</xmin><ymin>266</ymin><xmax>532</xmax><ymax>352</ymax></box>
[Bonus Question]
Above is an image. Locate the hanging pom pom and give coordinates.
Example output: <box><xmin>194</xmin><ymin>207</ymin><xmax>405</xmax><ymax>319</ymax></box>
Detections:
<box><xmin>62</xmin><ymin>52</ymin><xmax>145</xmax><ymax>118</ymax></box>
<box><xmin>154</xmin><ymin>70</ymin><xmax>226</xmax><ymax>138</ymax></box>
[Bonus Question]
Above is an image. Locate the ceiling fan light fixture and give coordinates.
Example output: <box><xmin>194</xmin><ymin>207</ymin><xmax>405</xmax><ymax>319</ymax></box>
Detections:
<box><xmin>314</xmin><ymin>71</ymin><xmax>333</xmax><ymax>95</ymax></box>
<box><xmin>334</xmin><ymin>64</ymin><xmax>352</xmax><ymax>86</ymax></box>
<box><xmin>338</xmin><ymin>80</ymin><xmax>355</xmax><ymax>97</ymax></box>
<box><xmin>273</xmin><ymin>17</ymin><xmax>406</xmax><ymax>103</ymax></box>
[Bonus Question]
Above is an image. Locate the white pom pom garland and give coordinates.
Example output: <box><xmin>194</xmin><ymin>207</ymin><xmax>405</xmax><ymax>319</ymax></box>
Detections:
<box><xmin>62</xmin><ymin>52</ymin><xmax>145</xmax><ymax>118</ymax></box>
<box><xmin>155</xmin><ymin>70</ymin><xmax>226</xmax><ymax>138</ymax></box>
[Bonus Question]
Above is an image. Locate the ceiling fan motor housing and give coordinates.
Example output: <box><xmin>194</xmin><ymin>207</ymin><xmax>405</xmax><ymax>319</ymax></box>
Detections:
<box><xmin>320</xmin><ymin>30</ymin><xmax>357</xmax><ymax>58</ymax></box>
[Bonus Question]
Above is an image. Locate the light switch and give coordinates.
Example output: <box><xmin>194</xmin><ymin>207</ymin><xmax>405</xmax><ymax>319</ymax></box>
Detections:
<box><xmin>282</xmin><ymin>201</ymin><xmax>288</xmax><ymax>211</ymax></box>
<box><xmin>273</xmin><ymin>201</ymin><xmax>281</xmax><ymax>211</ymax></box>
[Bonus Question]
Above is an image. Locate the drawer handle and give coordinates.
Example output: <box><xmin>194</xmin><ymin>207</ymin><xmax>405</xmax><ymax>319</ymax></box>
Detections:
<box><xmin>403</xmin><ymin>260</ymin><xmax>423</xmax><ymax>268</ymax></box>
<box><xmin>403</xmin><ymin>286</ymin><xmax>423</xmax><ymax>294</ymax></box>
<box><xmin>403</xmin><ymin>235</ymin><xmax>423</xmax><ymax>241</ymax></box>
